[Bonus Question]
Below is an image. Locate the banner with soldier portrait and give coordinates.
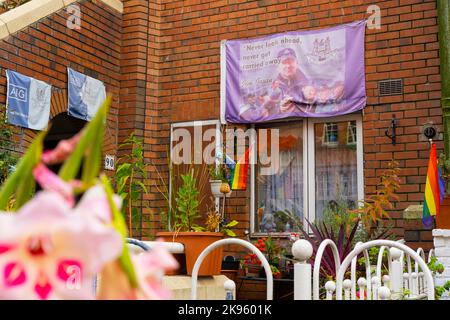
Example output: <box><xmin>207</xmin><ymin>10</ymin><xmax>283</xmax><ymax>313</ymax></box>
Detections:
<box><xmin>221</xmin><ymin>21</ymin><xmax>366</xmax><ymax>123</ymax></box>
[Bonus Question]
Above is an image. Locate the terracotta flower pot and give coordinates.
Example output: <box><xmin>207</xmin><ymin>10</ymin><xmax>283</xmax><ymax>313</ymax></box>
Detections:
<box><xmin>156</xmin><ymin>231</ymin><xmax>224</xmax><ymax>276</ymax></box>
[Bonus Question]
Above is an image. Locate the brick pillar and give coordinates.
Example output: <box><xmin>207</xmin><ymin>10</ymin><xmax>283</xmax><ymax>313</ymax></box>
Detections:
<box><xmin>142</xmin><ymin>2</ymin><xmax>167</xmax><ymax>238</ymax></box>
<box><xmin>432</xmin><ymin>229</ymin><xmax>450</xmax><ymax>292</ymax></box>
<box><xmin>119</xmin><ymin>0</ymin><xmax>159</xmax><ymax>238</ymax></box>
<box><xmin>120</xmin><ymin>0</ymin><xmax>150</xmax><ymax>146</ymax></box>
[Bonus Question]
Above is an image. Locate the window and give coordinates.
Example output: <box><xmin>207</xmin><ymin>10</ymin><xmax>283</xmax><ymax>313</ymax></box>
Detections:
<box><xmin>254</xmin><ymin>122</ymin><xmax>305</xmax><ymax>234</ymax></box>
<box><xmin>251</xmin><ymin>114</ymin><xmax>363</xmax><ymax>235</ymax></box>
<box><xmin>322</xmin><ymin>122</ymin><xmax>338</xmax><ymax>147</ymax></box>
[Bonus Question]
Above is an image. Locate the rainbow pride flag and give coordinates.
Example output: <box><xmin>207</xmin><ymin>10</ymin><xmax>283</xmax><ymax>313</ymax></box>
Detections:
<box><xmin>225</xmin><ymin>145</ymin><xmax>252</xmax><ymax>191</ymax></box>
<box><xmin>423</xmin><ymin>143</ymin><xmax>444</xmax><ymax>227</ymax></box>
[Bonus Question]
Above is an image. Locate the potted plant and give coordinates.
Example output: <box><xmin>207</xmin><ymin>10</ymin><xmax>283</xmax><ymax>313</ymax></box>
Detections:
<box><xmin>208</xmin><ymin>164</ymin><xmax>231</xmax><ymax>198</ymax></box>
<box><xmin>157</xmin><ymin>169</ymin><xmax>237</xmax><ymax>276</ymax></box>
<box><xmin>241</xmin><ymin>237</ymin><xmax>268</xmax><ymax>278</ymax></box>
<box><xmin>242</xmin><ymin>253</ymin><xmax>263</xmax><ymax>277</ymax></box>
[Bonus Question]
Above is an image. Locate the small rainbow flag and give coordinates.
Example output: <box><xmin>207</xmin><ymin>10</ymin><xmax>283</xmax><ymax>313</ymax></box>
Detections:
<box><xmin>423</xmin><ymin>143</ymin><xmax>444</xmax><ymax>227</ymax></box>
<box><xmin>226</xmin><ymin>145</ymin><xmax>252</xmax><ymax>191</ymax></box>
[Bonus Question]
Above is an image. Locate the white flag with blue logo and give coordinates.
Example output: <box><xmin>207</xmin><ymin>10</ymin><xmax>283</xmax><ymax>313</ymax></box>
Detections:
<box><xmin>6</xmin><ymin>70</ymin><xmax>51</xmax><ymax>131</ymax></box>
<box><xmin>68</xmin><ymin>68</ymin><xmax>106</xmax><ymax>121</ymax></box>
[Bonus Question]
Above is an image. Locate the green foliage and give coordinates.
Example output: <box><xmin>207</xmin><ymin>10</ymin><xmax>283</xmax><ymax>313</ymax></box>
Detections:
<box><xmin>426</xmin><ymin>256</ymin><xmax>450</xmax><ymax>299</ymax></box>
<box><xmin>208</xmin><ymin>164</ymin><xmax>228</xmax><ymax>182</ymax></box>
<box><xmin>350</xmin><ymin>161</ymin><xmax>401</xmax><ymax>235</ymax></box>
<box><xmin>264</xmin><ymin>235</ymin><xmax>282</xmax><ymax>267</ymax></box>
<box><xmin>428</xmin><ymin>256</ymin><xmax>445</xmax><ymax>275</ymax></box>
<box><xmin>357</xmin><ymin>246</ymin><xmax>389</xmax><ymax>273</ymax></box>
<box><xmin>435</xmin><ymin>281</ymin><xmax>450</xmax><ymax>300</ymax></box>
<box><xmin>221</xmin><ymin>219</ymin><xmax>239</xmax><ymax>237</ymax></box>
<box><xmin>204</xmin><ymin>203</ymin><xmax>239</xmax><ymax>236</ymax></box>
<box><xmin>0</xmin><ymin>132</ymin><xmax>43</xmax><ymax>210</ymax></box>
<box><xmin>174</xmin><ymin>169</ymin><xmax>201</xmax><ymax>232</ymax></box>
<box><xmin>114</xmin><ymin>133</ymin><xmax>148</xmax><ymax>238</ymax></box>
<box><xmin>322</xmin><ymin>194</ymin><xmax>355</xmax><ymax>235</ymax></box>
<box><xmin>0</xmin><ymin>107</ymin><xmax>18</xmax><ymax>186</ymax></box>
<box><xmin>101</xmin><ymin>175</ymin><xmax>138</xmax><ymax>288</ymax></box>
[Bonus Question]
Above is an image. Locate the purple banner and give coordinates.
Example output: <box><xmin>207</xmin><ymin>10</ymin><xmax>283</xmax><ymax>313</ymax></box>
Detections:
<box><xmin>222</xmin><ymin>21</ymin><xmax>366</xmax><ymax>123</ymax></box>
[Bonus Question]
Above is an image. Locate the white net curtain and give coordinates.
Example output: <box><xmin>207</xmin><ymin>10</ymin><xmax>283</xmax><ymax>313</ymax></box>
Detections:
<box><xmin>256</xmin><ymin>120</ymin><xmax>358</xmax><ymax>233</ymax></box>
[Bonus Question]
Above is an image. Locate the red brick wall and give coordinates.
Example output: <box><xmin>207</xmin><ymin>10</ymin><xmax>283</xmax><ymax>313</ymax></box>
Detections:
<box><xmin>0</xmin><ymin>0</ymin><xmax>122</xmax><ymax>162</ymax></box>
<box><xmin>147</xmin><ymin>0</ymin><xmax>442</xmax><ymax>253</ymax></box>
<box><xmin>0</xmin><ymin>1</ymin><xmax>441</xmax><ymax>252</ymax></box>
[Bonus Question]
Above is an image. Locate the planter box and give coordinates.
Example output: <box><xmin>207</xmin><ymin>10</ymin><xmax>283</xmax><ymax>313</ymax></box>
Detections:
<box><xmin>157</xmin><ymin>231</ymin><xmax>224</xmax><ymax>276</ymax></box>
<box><xmin>244</xmin><ymin>264</ymin><xmax>262</xmax><ymax>277</ymax></box>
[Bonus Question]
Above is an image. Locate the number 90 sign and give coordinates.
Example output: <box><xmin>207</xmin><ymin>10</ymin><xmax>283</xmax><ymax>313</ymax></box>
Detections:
<box><xmin>104</xmin><ymin>155</ymin><xmax>116</xmax><ymax>171</ymax></box>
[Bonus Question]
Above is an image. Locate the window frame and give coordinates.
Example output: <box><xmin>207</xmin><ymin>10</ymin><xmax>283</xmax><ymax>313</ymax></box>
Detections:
<box><xmin>250</xmin><ymin>113</ymin><xmax>364</xmax><ymax>236</ymax></box>
<box><xmin>322</xmin><ymin>122</ymin><xmax>339</xmax><ymax>147</ymax></box>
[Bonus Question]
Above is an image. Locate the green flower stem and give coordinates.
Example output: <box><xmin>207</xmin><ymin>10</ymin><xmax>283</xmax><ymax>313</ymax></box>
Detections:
<box><xmin>101</xmin><ymin>175</ymin><xmax>138</xmax><ymax>288</ymax></box>
<box><xmin>0</xmin><ymin>131</ymin><xmax>44</xmax><ymax>211</ymax></box>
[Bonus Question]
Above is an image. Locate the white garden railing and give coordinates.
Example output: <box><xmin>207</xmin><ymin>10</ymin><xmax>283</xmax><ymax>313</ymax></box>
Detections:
<box><xmin>190</xmin><ymin>238</ymin><xmax>273</xmax><ymax>300</ymax></box>
<box><xmin>189</xmin><ymin>237</ymin><xmax>434</xmax><ymax>300</ymax></box>
<box><xmin>337</xmin><ymin>241</ymin><xmax>433</xmax><ymax>300</ymax></box>
<box><xmin>312</xmin><ymin>239</ymin><xmax>340</xmax><ymax>300</ymax></box>
<box><xmin>289</xmin><ymin>239</ymin><xmax>434</xmax><ymax>300</ymax></box>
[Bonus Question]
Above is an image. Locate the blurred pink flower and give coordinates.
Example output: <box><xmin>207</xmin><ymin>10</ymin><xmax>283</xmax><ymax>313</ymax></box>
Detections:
<box><xmin>75</xmin><ymin>184</ymin><xmax>122</xmax><ymax>224</ymax></box>
<box><xmin>0</xmin><ymin>191</ymin><xmax>123</xmax><ymax>300</ymax></box>
<box><xmin>33</xmin><ymin>163</ymin><xmax>75</xmax><ymax>206</ymax></box>
<box><xmin>41</xmin><ymin>133</ymin><xmax>81</xmax><ymax>165</ymax></box>
<box><xmin>97</xmin><ymin>242</ymin><xmax>178</xmax><ymax>300</ymax></box>
<box><xmin>132</xmin><ymin>242</ymin><xmax>179</xmax><ymax>299</ymax></box>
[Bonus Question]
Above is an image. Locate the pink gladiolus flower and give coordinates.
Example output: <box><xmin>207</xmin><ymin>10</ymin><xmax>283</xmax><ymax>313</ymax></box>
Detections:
<box><xmin>41</xmin><ymin>133</ymin><xmax>81</xmax><ymax>165</ymax></box>
<box><xmin>132</xmin><ymin>242</ymin><xmax>179</xmax><ymax>300</ymax></box>
<box><xmin>33</xmin><ymin>163</ymin><xmax>75</xmax><ymax>206</ymax></box>
<box><xmin>75</xmin><ymin>184</ymin><xmax>122</xmax><ymax>224</ymax></box>
<box><xmin>0</xmin><ymin>191</ymin><xmax>123</xmax><ymax>300</ymax></box>
<box><xmin>97</xmin><ymin>242</ymin><xmax>178</xmax><ymax>300</ymax></box>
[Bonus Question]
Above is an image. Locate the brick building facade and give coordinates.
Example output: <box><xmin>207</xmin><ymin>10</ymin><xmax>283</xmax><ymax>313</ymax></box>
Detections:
<box><xmin>0</xmin><ymin>0</ymin><xmax>443</xmax><ymax>254</ymax></box>
<box><xmin>136</xmin><ymin>0</ymin><xmax>442</xmax><ymax>252</ymax></box>
<box><xmin>0</xmin><ymin>0</ymin><xmax>122</xmax><ymax>165</ymax></box>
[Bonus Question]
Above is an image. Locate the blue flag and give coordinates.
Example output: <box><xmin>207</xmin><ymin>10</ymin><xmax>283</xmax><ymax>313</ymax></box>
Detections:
<box><xmin>68</xmin><ymin>68</ymin><xmax>106</xmax><ymax>121</ymax></box>
<box><xmin>438</xmin><ymin>165</ymin><xmax>445</xmax><ymax>203</ymax></box>
<box><xmin>215</xmin><ymin>149</ymin><xmax>236</xmax><ymax>187</ymax></box>
<box><xmin>6</xmin><ymin>70</ymin><xmax>51</xmax><ymax>130</ymax></box>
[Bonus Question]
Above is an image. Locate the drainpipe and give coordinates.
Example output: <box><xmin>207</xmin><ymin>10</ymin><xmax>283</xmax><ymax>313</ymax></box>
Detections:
<box><xmin>438</xmin><ymin>0</ymin><xmax>450</xmax><ymax>157</ymax></box>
